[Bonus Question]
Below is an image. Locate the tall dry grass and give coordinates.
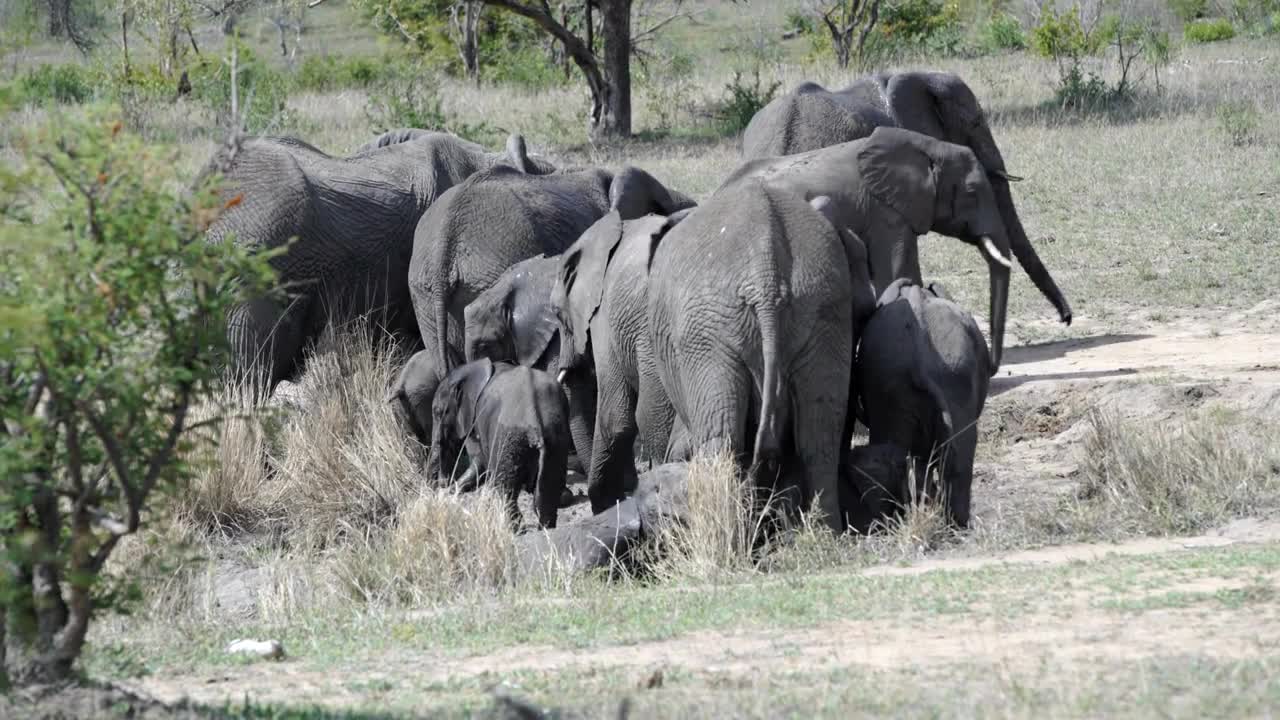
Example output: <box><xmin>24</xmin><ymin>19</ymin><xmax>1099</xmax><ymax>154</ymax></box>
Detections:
<box><xmin>1045</xmin><ymin>409</ymin><xmax>1280</xmax><ymax>539</ymax></box>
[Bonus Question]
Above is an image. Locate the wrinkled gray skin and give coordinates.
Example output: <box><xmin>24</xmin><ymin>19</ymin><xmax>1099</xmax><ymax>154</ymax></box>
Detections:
<box><xmin>552</xmin><ymin>210</ymin><xmax>694</xmax><ymax>513</ymax></box>
<box><xmin>647</xmin><ymin>182</ymin><xmax>877</xmax><ymax>532</ymax></box>
<box><xmin>741</xmin><ymin>72</ymin><xmax>1072</xmax><ymax>331</ymax></box>
<box><xmin>721</xmin><ymin>125</ymin><xmax>1014</xmax><ymax>373</ymax></box>
<box><xmin>856</xmin><ymin>278</ymin><xmax>992</xmax><ymax>528</ymax></box>
<box><xmin>204</xmin><ymin>129</ymin><xmax>550</xmax><ymax>392</ymax></box>
<box><xmin>408</xmin><ymin>164</ymin><xmax>693</xmax><ymax>462</ymax></box>
<box><xmin>430</xmin><ymin>359</ymin><xmax>571</xmax><ymax>529</ymax></box>
<box><xmin>385</xmin><ymin>349</ymin><xmax>436</xmax><ymax>448</ymax></box>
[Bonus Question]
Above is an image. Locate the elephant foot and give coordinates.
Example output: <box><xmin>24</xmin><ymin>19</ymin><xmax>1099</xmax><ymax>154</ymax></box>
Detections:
<box><xmin>559</xmin><ymin>487</ymin><xmax>577</xmax><ymax>508</ymax></box>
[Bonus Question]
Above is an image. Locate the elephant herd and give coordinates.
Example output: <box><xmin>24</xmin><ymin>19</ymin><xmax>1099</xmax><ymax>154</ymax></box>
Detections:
<box><xmin>206</xmin><ymin>70</ymin><xmax>1071</xmax><ymax>536</ymax></box>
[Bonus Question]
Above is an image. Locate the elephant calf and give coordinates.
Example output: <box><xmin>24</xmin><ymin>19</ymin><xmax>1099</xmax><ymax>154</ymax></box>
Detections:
<box><xmin>856</xmin><ymin>279</ymin><xmax>991</xmax><ymax>528</ymax></box>
<box><xmin>431</xmin><ymin>358</ymin><xmax>571</xmax><ymax>529</ymax></box>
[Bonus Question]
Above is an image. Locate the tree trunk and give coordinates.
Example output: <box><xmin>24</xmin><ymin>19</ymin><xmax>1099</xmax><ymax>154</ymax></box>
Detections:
<box><xmin>599</xmin><ymin>0</ymin><xmax>631</xmax><ymax>137</ymax></box>
<box><xmin>47</xmin><ymin>0</ymin><xmax>71</xmax><ymax>38</ymax></box>
<box><xmin>458</xmin><ymin>2</ymin><xmax>481</xmax><ymax>84</ymax></box>
<box><xmin>121</xmin><ymin>11</ymin><xmax>132</xmax><ymax>80</ymax></box>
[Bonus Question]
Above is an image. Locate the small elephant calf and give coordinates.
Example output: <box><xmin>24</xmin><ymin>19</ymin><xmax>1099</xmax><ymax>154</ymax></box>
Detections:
<box><xmin>431</xmin><ymin>358</ymin><xmax>571</xmax><ymax>529</ymax></box>
<box><xmin>856</xmin><ymin>279</ymin><xmax>992</xmax><ymax>528</ymax></box>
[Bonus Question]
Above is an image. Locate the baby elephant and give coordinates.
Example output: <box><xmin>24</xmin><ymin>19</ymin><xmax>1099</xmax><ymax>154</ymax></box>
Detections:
<box><xmin>856</xmin><ymin>279</ymin><xmax>991</xmax><ymax>528</ymax></box>
<box><xmin>431</xmin><ymin>358</ymin><xmax>571</xmax><ymax>529</ymax></box>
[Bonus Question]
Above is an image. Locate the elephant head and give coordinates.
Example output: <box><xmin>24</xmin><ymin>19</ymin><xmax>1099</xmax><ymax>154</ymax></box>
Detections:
<box><xmin>856</xmin><ymin>126</ymin><xmax>1013</xmax><ymax>372</ymax></box>
<box><xmin>841</xmin><ymin>443</ymin><xmax>910</xmax><ymax>530</ymax></box>
<box><xmin>385</xmin><ymin>349</ymin><xmax>439</xmax><ymax>448</ymax></box>
<box><xmin>552</xmin><ymin>210</ymin><xmax>691</xmax><ymax>383</ymax></box>
<box><xmin>463</xmin><ymin>255</ymin><xmax>561</xmax><ymax>370</ymax></box>
<box><xmin>430</xmin><ymin>357</ymin><xmax>496</xmax><ymax>485</ymax></box>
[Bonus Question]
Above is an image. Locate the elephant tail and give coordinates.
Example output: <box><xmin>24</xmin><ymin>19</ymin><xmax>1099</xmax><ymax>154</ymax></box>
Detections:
<box><xmin>751</xmin><ymin>298</ymin><xmax>788</xmax><ymax>482</ymax></box>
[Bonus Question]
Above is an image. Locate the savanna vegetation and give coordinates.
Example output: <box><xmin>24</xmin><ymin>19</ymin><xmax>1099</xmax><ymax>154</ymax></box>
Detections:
<box><xmin>2</xmin><ymin>0</ymin><xmax>1279</xmax><ymax>717</ymax></box>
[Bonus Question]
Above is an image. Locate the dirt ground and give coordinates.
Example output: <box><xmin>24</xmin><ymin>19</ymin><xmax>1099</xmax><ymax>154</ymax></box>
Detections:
<box><xmin>103</xmin><ymin>309</ymin><xmax>1280</xmax><ymax>716</ymax></box>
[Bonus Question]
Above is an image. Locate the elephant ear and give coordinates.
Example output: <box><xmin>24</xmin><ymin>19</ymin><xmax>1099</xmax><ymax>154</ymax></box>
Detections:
<box><xmin>560</xmin><ymin>212</ymin><xmax>625</xmax><ymax>358</ymax></box>
<box><xmin>877</xmin><ymin>278</ymin><xmax>918</xmax><ymax>308</ymax></box>
<box><xmin>857</xmin><ymin>127</ymin><xmax>937</xmax><ymax>235</ymax></box>
<box><xmin>511</xmin><ymin>291</ymin><xmax>559</xmax><ymax>368</ymax></box>
<box><xmin>505</xmin><ymin>134</ymin><xmax>532</xmax><ymax>174</ymax></box>
<box><xmin>609</xmin><ymin>166</ymin><xmax>694</xmax><ymax>221</ymax></box>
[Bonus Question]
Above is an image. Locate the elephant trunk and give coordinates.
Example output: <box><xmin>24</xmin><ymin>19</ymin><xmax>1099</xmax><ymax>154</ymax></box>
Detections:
<box><xmin>982</xmin><ymin>236</ymin><xmax>1011</xmax><ymax>375</ymax></box>
<box><xmin>992</xmin><ymin>178</ymin><xmax>1072</xmax><ymax>326</ymax></box>
<box><xmin>562</xmin><ymin>376</ymin><xmax>596</xmax><ymax>471</ymax></box>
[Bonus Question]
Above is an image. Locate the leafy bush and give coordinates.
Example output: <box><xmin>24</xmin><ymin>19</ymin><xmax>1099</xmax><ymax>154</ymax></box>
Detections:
<box><xmin>295</xmin><ymin>54</ymin><xmax>384</xmax><ymax>92</ymax></box>
<box><xmin>1054</xmin><ymin>66</ymin><xmax>1110</xmax><ymax>109</ymax></box>
<box><xmin>1217</xmin><ymin>100</ymin><xmax>1261</xmax><ymax>146</ymax></box>
<box><xmin>984</xmin><ymin>12</ymin><xmax>1026</xmax><ymax>50</ymax></box>
<box><xmin>716</xmin><ymin>68</ymin><xmax>781</xmax><ymax>135</ymax></box>
<box><xmin>784</xmin><ymin>9</ymin><xmax>815</xmax><ymax>36</ymax></box>
<box><xmin>482</xmin><ymin>45</ymin><xmax>566</xmax><ymax>90</ymax></box>
<box><xmin>880</xmin><ymin>0</ymin><xmax>962</xmax><ymax>43</ymax></box>
<box><xmin>1170</xmin><ymin>0</ymin><xmax>1209</xmax><ymax>22</ymax></box>
<box><xmin>637</xmin><ymin>48</ymin><xmax>697</xmax><ymax>133</ymax></box>
<box><xmin>1184</xmin><ymin>18</ymin><xmax>1236</xmax><ymax>42</ymax></box>
<box><xmin>0</xmin><ymin>114</ymin><xmax>275</xmax><ymax>685</ymax></box>
<box><xmin>15</xmin><ymin>63</ymin><xmax>98</xmax><ymax>104</ymax></box>
<box><xmin>186</xmin><ymin>43</ymin><xmax>291</xmax><ymax>133</ymax></box>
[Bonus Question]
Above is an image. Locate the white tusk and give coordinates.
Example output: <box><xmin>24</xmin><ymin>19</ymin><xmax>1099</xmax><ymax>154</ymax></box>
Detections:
<box><xmin>556</xmin><ymin>369</ymin><xmax>569</xmax><ymax>383</ymax></box>
<box><xmin>982</xmin><ymin>237</ymin><xmax>1012</xmax><ymax>268</ymax></box>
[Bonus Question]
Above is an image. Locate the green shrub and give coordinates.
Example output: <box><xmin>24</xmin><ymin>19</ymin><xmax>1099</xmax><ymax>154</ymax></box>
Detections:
<box><xmin>0</xmin><ymin>112</ymin><xmax>276</xmax><ymax>686</ymax></box>
<box><xmin>716</xmin><ymin>68</ymin><xmax>781</xmax><ymax>135</ymax></box>
<box><xmin>295</xmin><ymin>54</ymin><xmax>384</xmax><ymax>92</ymax></box>
<box><xmin>1170</xmin><ymin>0</ymin><xmax>1209</xmax><ymax>23</ymax></box>
<box><xmin>637</xmin><ymin>47</ymin><xmax>696</xmax><ymax>133</ymax></box>
<box><xmin>1054</xmin><ymin>65</ymin><xmax>1110</xmax><ymax>110</ymax></box>
<box><xmin>984</xmin><ymin>12</ymin><xmax>1026</xmax><ymax>50</ymax></box>
<box><xmin>1217</xmin><ymin>100</ymin><xmax>1261</xmax><ymax>146</ymax></box>
<box><xmin>187</xmin><ymin>43</ymin><xmax>291</xmax><ymax>133</ymax></box>
<box><xmin>880</xmin><ymin>0</ymin><xmax>961</xmax><ymax>44</ymax></box>
<box><xmin>1184</xmin><ymin>18</ymin><xmax>1236</xmax><ymax>42</ymax></box>
<box><xmin>16</xmin><ymin>63</ymin><xmax>98</xmax><ymax>104</ymax></box>
<box><xmin>482</xmin><ymin>45</ymin><xmax>566</xmax><ymax>90</ymax></box>
<box><xmin>784</xmin><ymin>9</ymin><xmax>815</xmax><ymax>36</ymax></box>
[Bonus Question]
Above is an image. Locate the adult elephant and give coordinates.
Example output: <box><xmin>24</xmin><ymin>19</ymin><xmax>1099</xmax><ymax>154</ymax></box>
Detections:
<box><xmin>741</xmin><ymin>72</ymin><xmax>1072</xmax><ymax>329</ymax></box>
<box><xmin>552</xmin><ymin>209</ymin><xmax>694</xmax><ymax>513</ymax></box>
<box><xmin>408</xmin><ymin>164</ymin><xmax>693</xmax><ymax>461</ymax></box>
<box><xmin>646</xmin><ymin>181</ymin><xmax>878</xmax><ymax>531</ymax></box>
<box><xmin>720</xmin><ymin>126</ymin><xmax>1016</xmax><ymax>372</ymax></box>
<box><xmin>204</xmin><ymin>129</ymin><xmax>550</xmax><ymax>392</ymax></box>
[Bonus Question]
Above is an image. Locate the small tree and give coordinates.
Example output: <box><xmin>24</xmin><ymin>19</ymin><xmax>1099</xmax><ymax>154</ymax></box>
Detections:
<box><xmin>0</xmin><ymin>115</ymin><xmax>275</xmax><ymax>686</ymax></box>
<box><xmin>807</xmin><ymin>0</ymin><xmax>883</xmax><ymax>68</ymax></box>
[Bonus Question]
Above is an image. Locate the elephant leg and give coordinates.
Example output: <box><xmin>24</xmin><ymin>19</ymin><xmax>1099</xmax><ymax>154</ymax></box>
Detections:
<box><xmin>684</xmin><ymin>362</ymin><xmax>750</xmax><ymax>468</ymax></box>
<box><xmin>563</xmin><ymin>377</ymin><xmax>597</xmax><ymax>476</ymax></box>
<box><xmin>535</xmin><ymin>446</ymin><xmax>567</xmax><ymax>529</ymax></box>
<box><xmin>489</xmin><ymin>438</ymin><xmax>535</xmax><ymax>530</ymax></box>
<box><xmin>793</xmin><ymin>347</ymin><xmax>851</xmax><ymax>533</ymax></box>
<box><xmin>635</xmin><ymin>369</ymin><xmax>675</xmax><ymax>472</ymax></box>
<box><xmin>942</xmin><ymin>424</ymin><xmax>977</xmax><ymax>529</ymax></box>
<box><xmin>229</xmin><ymin>294</ymin><xmax>310</xmax><ymax>395</ymax></box>
<box><xmin>587</xmin><ymin>368</ymin><xmax>639</xmax><ymax>514</ymax></box>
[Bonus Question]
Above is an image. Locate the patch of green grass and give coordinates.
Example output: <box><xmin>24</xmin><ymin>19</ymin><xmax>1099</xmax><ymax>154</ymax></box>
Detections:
<box><xmin>1185</xmin><ymin>18</ymin><xmax>1238</xmax><ymax>43</ymax></box>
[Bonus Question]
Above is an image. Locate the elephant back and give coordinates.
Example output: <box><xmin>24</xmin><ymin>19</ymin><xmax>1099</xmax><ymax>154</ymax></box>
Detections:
<box><xmin>743</xmin><ymin>83</ymin><xmax>892</xmax><ymax>159</ymax></box>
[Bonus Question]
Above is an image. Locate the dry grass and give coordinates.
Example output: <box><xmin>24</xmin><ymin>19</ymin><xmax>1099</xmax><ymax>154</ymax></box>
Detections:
<box><xmin>1043</xmin><ymin>409</ymin><xmax>1280</xmax><ymax>539</ymax></box>
<box><xmin>270</xmin><ymin>324</ymin><xmax>425</xmax><ymax>549</ymax></box>
<box><xmin>645</xmin><ymin>451</ymin><xmax>764</xmax><ymax>582</ymax></box>
<box><xmin>333</xmin><ymin>485</ymin><xmax>517</xmax><ymax>606</ymax></box>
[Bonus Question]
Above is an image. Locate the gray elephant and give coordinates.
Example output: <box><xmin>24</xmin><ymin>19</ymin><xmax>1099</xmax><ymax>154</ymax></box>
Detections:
<box><xmin>430</xmin><ymin>358</ymin><xmax>571</xmax><ymax>529</ymax></box>
<box><xmin>741</xmin><ymin>71</ymin><xmax>1072</xmax><ymax>329</ymax></box>
<box><xmin>646</xmin><ymin>182</ymin><xmax>878</xmax><ymax>531</ymax></box>
<box><xmin>856</xmin><ymin>278</ymin><xmax>992</xmax><ymax>528</ymax></box>
<box><xmin>203</xmin><ymin>129</ymin><xmax>551</xmax><ymax>392</ymax></box>
<box><xmin>552</xmin><ymin>209</ymin><xmax>694</xmax><ymax>513</ymax></box>
<box><xmin>408</xmin><ymin>164</ymin><xmax>693</xmax><ymax>460</ymax></box>
<box><xmin>721</xmin><ymin>126</ymin><xmax>1016</xmax><ymax>372</ymax></box>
